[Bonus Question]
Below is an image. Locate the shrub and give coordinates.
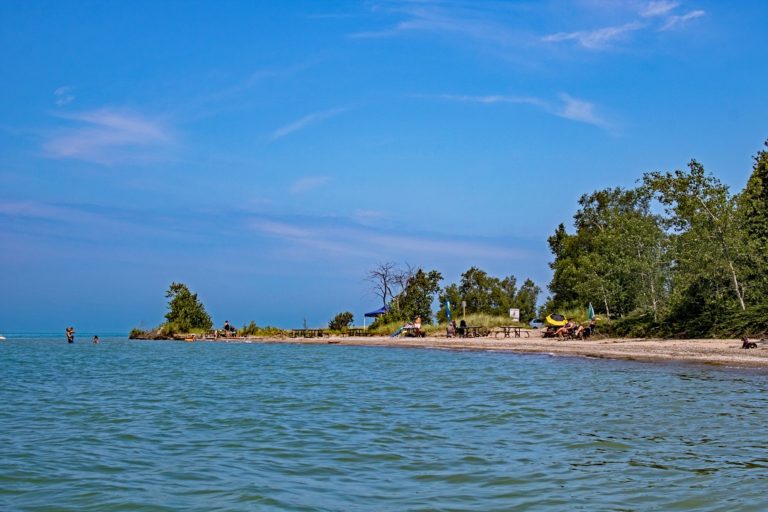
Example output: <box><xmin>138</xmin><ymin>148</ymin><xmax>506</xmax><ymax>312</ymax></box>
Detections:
<box><xmin>329</xmin><ymin>311</ymin><xmax>354</xmax><ymax>331</ymax></box>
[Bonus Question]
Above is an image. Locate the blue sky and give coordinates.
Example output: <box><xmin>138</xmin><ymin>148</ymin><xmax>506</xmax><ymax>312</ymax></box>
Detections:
<box><xmin>1</xmin><ymin>0</ymin><xmax>766</xmax><ymax>332</ymax></box>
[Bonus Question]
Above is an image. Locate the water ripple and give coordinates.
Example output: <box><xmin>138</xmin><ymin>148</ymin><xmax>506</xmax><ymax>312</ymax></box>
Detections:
<box><xmin>1</xmin><ymin>338</ymin><xmax>768</xmax><ymax>510</ymax></box>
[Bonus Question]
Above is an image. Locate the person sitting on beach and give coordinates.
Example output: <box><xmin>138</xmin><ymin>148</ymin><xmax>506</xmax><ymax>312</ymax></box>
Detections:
<box><xmin>555</xmin><ymin>320</ymin><xmax>577</xmax><ymax>338</ymax></box>
<box><xmin>447</xmin><ymin>320</ymin><xmax>456</xmax><ymax>338</ymax></box>
<box><xmin>458</xmin><ymin>319</ymin><xmax>467</xmax><ymax>337</ymax></box>
<box><xmin>742</xmin><ymin>337</ymin><xmax>758</xmax><ymax>349</ymax></box>
<box><xmin>413</xmin><ymin>315</ymin><xmax>422</xmax><ymax>336</ymax></box>
<box><xmin>574</xmin><ymin>320</ymin><xmax>596</xmax><ymax>339</ymax></box>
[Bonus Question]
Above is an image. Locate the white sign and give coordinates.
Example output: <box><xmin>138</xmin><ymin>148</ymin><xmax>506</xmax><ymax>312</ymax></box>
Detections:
<box><xmin>509</xmin><ymin>308</ymin><xmax>520</xmax><ymax>321</ymax></box>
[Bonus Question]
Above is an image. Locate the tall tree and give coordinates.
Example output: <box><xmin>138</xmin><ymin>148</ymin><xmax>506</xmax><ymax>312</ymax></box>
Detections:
<box><xmin>164</xmin><ymin>282</ymin><xmax>213</xmax><ymax>332</ymax></box>
<box><xmin>643</xmin><ymin>161</ymin><xmax>746</xmax><ymax>311</ymax></box>
<box><xmin>548</xmin><ymin>188</ymin><xmax>668</xmax><ymax>318</ymax></box>
<box><xmin>547</xmin><ymin>224</ymin><xmax>581</xmax><ymax>311</ymax></box>
<box><xmin>458</xmin><ymin>267</ymin><xmax>496</xmax><ymax>314</ymax></box>
<box><xmin>367</xmin><ymin>262</ymin><xmax>399</xmax><ymax>308</ymax></box>
<box><xmin>514</xmin><ymin>279</ymin><xmax>542</xmax><ymax>322</ymax></box>
<box><xmin>438</xmin><ymin>283</ymin><xmax>462</xmax><ymax>323</ymax></box>
<box><xmin>397</xmin><ymin>269</ymin><xmax>443</xmax><ymax>323</ymax></box>
<box><xmin>737</xmin><ymin>142</ymin><xmax>768</xmax><ymax>302</ymax></box>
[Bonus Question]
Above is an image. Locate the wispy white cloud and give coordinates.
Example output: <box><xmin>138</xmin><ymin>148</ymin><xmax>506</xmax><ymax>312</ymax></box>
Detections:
<box><xmin>43</xmin><ymin>109</ymin><xmax>172</xmax><ymax>164</ymax></box>
<box><xmin>555</xmin><ymin>93</ymin><xmax>611</xmax><ymax>129</ymax></box>
<box><xmin>0</xmin><ymin>200</ymin><xmax>76</xmax><ymax>220</ymax></box>
<box><xmin>353</xmin><ymin>209</ymin><xmax>388</xmax><ymax>223</ymax></box>
<box><xmin>354</xmin><ymin>0</ymin><xmax>705</xmax><ymax>55</ymax></box>
<box><xmin>271</xmin><ymin>107</ymin><xmax>347</xmax><ymax>140</ymax></box>
<box><xmin>436</xmin><ymin>92</ymin><xmax>612</xmax><ymax>130</ymax></box>
<box><xmin>640</xmin><ymin>1</ymin><xmax>679</xmax><ymax>17</ymax></box>
<box><xmin>661</xmin><ymin>9</ymin><xmax>705</xmax><ymax>30</ymax></box>
<box><xmin>542</xmin><ymin>22</ymin><xmax>643</xmax><ymax>49</ymax></box>
<box><xmin>290</xmin><ymin>176</ymin><xmax>331</xmax><ymax>194</ymax></box>
<box><xmin>350</xmin><ymin>2</ymin><xmax>525</xmax><ymax>49</ymax></box>
<box><xmin>249</xmin><ymin>219</ymin><xmax>313</xmax><ymax>239</ymax></box>
<box><xmin>247</xmin><ymin>216</ymin><xmax>529</xmax><ymax>261</ymax></box>
<box><xmin>438</xmin><ymin>94</ymin><xmax>547</xmax><ymax>108</ymax></box>
<box><xmin>54</xmin><ymin>86</ymin><xmax>75</xmax><ymax>106</ymax></box>
<box><xmin>0</xmin><ymin>199</ymin><xmax>213</xmax><ymax>248</ymax></box>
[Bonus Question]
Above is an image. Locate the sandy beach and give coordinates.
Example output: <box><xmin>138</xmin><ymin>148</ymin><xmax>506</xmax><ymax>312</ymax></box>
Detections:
<box><xmin>249</xmin><ymin>333</ymin><xmax>768</xmax><ymax>369</ymax></box>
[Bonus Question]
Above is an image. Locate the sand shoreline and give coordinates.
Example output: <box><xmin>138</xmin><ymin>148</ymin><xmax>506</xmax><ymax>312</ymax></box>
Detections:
<box><xmin>223</xmin><ymin>334</ymin><xmax>768</xmax><ymax>369</ymax></box>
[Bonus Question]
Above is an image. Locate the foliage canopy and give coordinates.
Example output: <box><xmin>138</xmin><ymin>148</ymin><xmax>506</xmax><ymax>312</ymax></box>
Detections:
<box><xmin>546</xmin><ymin>141</ymin><xmax>768</xmax><ymax>337</ymax></box>
<box><xmin>328</xmin><ymin>311</ymin><xmax>354</xmax><ymax>330</ymax></box>
<box><xmin>164</xmin><ymin>282</ymin><xmax>213</xmax><ymax>332</ymax></box>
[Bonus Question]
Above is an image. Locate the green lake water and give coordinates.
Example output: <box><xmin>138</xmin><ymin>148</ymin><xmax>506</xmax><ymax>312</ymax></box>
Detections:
<box><xmin>1</xmin><ymin>336</ymin><xmax>767</xmax><ymax>511</ymax></box>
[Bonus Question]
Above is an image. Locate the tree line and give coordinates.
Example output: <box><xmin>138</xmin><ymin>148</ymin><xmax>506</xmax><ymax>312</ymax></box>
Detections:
<box><xmin>132</xmin><ymin>267</ymin><xmax>541</xmax><ymax>338</ymax></box>
<box><xmin>546</xmin><ymin>141</ymin><xmax>768</xmax><ymax>337</ymax></box>
<box><xmin>367</xmin><ymin>263</ymin><xmax>541</xmax><ymax>327</ymax></box>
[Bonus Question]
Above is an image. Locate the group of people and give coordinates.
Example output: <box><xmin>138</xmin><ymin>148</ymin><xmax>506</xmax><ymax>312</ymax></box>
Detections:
<box><xmin>64</xmin><ymin>327</ymin><xmax>100</xmax><ymax>344</ymax></box>
<box><xmin>553</xmin><ymin>319</ymin><xmax>596</xmax><ymax>339</ymax></box>
<box><xmin>218</xmin><ymin>320</ymin><xmax>238</xmax><ymax>338</ymax></box>
<box><xmin>446</xmin><ymin>319</ymin><xmax>468</xmax><ymax>338</ymax></box>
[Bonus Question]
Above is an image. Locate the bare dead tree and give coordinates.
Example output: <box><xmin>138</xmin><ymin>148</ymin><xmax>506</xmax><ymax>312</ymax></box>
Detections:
<box><xmin>393</xmin><ymin>262</ymin><xmax>417</xmax><ymax>297</ymax></box>
<box><xmin>367</xmin><ymin>262</ymin><xmax>399</xmax><ymax>308</ymax></box>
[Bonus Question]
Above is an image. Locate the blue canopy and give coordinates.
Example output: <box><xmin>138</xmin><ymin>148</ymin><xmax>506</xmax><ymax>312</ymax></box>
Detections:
<box><xmin>364</xmin><ymin>306</ymin><xmax>389</xmax><ymax>318</ymax></box>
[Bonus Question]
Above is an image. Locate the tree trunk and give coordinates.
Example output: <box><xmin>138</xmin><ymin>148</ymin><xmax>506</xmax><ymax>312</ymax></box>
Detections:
<box><xmin>601</xmin><ymin>286</ymin><xmax>611</xmax><ymax>318</ymax></box>
<box><xmin>697</xmin><ymin>197</ymin><xmax>746</xmax><ymax>311</ymax></box>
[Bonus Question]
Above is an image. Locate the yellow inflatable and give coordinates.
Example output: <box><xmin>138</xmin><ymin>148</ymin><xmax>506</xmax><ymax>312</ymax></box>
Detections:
<box><xmin>545</xmin><ymin>314</ymin><xmax>568</xmax><ymax>327</ymax></box>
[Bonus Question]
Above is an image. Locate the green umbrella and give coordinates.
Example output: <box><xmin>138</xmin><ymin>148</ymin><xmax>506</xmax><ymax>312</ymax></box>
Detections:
<box><xmin>588</xmin><ymin>303</ymin><xmax>595</xmax><ymax>320</ymax></box>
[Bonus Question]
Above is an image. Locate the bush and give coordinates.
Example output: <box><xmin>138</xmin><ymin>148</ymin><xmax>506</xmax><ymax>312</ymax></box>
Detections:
<box><xmin>239</xmin><ymin>321</ymin><xmax>259</xmax><ymax>336</ymax></box>
<box><xmin>128</xmin><ymin>328</ymin><xmax>145</xmax><ymax>339</ymax></box>
<box><xmin>329</xmin><ymin>311</ymin><xmax>354</xmax><ymax>331</ymax></box>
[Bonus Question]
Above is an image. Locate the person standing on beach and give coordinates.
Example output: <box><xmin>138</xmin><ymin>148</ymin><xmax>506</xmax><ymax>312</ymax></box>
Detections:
<box><xmin>66</xmin><ymin>326</ymin><xmax>75</xmax><ymax>343</ymax></box>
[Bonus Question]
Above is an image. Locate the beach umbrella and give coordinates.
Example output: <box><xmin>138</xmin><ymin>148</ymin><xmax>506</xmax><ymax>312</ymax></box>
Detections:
<box><xmin>445</xmin><ymin>300</ymin><xmax>452</xmax><ymax>321</ymax></box>
<box><xmin>588</xmin><ymin>303</ymin><xmax>595</xmax><ymax>321</ymax></box>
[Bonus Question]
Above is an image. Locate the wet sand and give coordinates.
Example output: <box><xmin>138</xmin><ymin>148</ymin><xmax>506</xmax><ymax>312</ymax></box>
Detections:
<box><xmin>247</xmin><ymin>333</ymin><xmax>768</xmax><ymax>369</ymax></box>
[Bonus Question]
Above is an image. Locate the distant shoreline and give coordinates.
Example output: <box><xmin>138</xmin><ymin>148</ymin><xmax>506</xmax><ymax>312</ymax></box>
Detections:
<box><xmin>155</xmin><ymin>333</ymin><xmax>768</xmax><ymax>370</ymax></box>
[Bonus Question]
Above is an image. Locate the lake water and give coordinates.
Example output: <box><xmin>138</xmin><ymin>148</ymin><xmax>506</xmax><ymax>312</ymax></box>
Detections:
<box><xmin>1</xmin><ymin>335</ymin><xmax>767</xmax><ymax>511</ymax></box>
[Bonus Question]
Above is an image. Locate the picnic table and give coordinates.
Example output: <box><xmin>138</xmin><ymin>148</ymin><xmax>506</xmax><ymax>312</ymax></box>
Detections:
<box><xmin>496</xmin><ymin>326</ymin><xmax>531</xmax><ymax>338</ymax></box>
<box><xmin>346</xmin><ymin>327</ymin><xmax>366</xmax><ymax>337</ymax></box>
<box><xmin>289</xmin><ymin>328</ymin><xmax>326</xmax><ymax>338</ymax></box>
<box><xmin>460</xmin><ymin>325</ymin><xmax>487</xmax><ymax>338</ymax></box>
<box><xmin>401</xmin><ymin>326</ymin><xmax>425</xmax><ymax>337</ymax></box>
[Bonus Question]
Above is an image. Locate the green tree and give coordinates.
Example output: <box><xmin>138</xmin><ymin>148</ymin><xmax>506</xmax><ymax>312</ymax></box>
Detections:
<box><xmin>547</xmin><ymin>224</ymin><xmax>582</xmax><ymax>311</ymax></box>
<box><xmin>548</xmin><ymin>188</ymin><xmax>668</xmax><ymax>319</ymax></box>
<box><xmin>643</xmin><ymin>161</ymin><xmax>746</xmax><ymax>311</ymax></box>
<box><xmin>396</xmin><ymin>268</ymin><xmax>443</xmax><ymax>323</ymax></box>
<box><xmin>438</xmin><ymin>268</ymin><xmax>540</xmax><ymax>322</ymax></box>
<box><xmin>514</xmin><ymin>279</ymin><xmax>542</xmax><ymax>322</ymax></box>
<box><xmin>437</xmin><ymin>283</ymin><xmax>461</xmax><ymax>323</ymax></box>
<box><xmin>737</xmin><ymin>141</ymin><xmax>768</xmax><ymax>302</ymax></box>
<box><xmin>164</xmin><ymin>282</ymin><xmax>213</xmax><ymax>332</ymax></box>
<box><xmin>328</xmin><ymin>311</ymin><xmax>354</xmax><ymax>330</ymax></box>
<box><xmin>458</xmin><ymin>267</ymin><xmax>497</xmax><ymax>314</ymax></box>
